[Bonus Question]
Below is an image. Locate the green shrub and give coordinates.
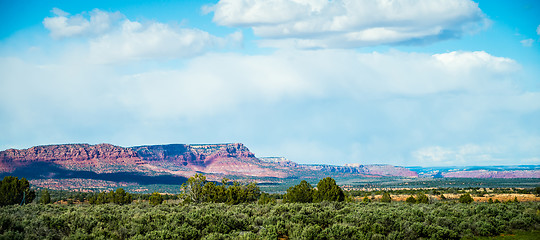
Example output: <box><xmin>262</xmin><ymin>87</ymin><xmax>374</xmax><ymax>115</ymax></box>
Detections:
<box><xmin>149</xmin><ymin>192</ymin><xmax>164</xmax><ymax>206</ymax></box>
<box><xmin>381</xmin><ymin>192</ymin><xmax>392</xmax><ymax>203</ymax></box>
<box><xmin>257</xmin><ymin>193</ymin><xmax>276</xmax><ymax>205</ymax></box>
<box><xmin>415</xmin><ymin>192</ymin><xmax>429</xmax><ymax>204</ymax></box>
<box><xmin>0</xmin><ymin>197</ymin><xmax>538</xmax><ymax>239</ymax></box>
<box><xmin>39</xmin><ymin>189</ymin><xmax>51</xmax><ymax>204</ymax></box>
<box><xmin>405</xmin><ymin>195</ymin><xmax>416</xmax><ymax>203</ymax></box>
<box><xmin>459</xmin><ymin>193</ymin><xmax>474</xmax><ymax>204</ymax></box>
<box><xmin>301</xmin><ymin>224</ymin><xmax>323</xmax><ymax>240</ymax></box>
<box><xmin>362</xmin><ymin>196</ymin><xmax>371</xmax><ymax>203</ymax></box>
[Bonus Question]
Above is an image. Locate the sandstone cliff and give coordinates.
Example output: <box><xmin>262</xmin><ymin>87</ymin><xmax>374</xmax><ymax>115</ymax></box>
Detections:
<box><xmin>131</xmin><ymin>143</ymin><xmax>288</xmax><ymax>178</ymax></box>
<box><xmin>0</xmin><ymin>144</ymin><xmax>144</xmax><ymax>173</ymax></box>
<box><xmin>0</xmin><ymin>143</ymin><xmax>290</xmax><ymax>179</ymax></box>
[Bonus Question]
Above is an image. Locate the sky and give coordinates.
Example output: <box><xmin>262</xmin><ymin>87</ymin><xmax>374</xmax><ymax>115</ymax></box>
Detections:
<box><xmin>0</xmin><ymin>0</ymin><xmax>539</xmax><ymax>167</ymax></box>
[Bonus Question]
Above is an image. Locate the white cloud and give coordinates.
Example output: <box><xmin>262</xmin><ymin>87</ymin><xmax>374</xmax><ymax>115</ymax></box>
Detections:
<box><xmin>433</xmin><ymin>51</ymin><xmax>517</xmax><ymax>74</ymax></box>
<box><xmin>43</xmin><ymin>9</ymin><xmax>241</xmax><ymax>62</ymax></box>
<box><xmin>43</xmin><ymin>8</ymin><xmax>122</xmax><ymax>38</ymax></box>
<box><xmin>90</xmin><ymin>20</ymin><xmax>242</xmax><ymax>63</ymax></box>
<box><xmin>537</xmin><ymin>24</ymin><xmax>540</xmax><ymax>35</ymax></box>
<box><xmin>110</xmin><ymin>50</ymin><xmax>523</xmax><ymax>119</ymax></box>
<box><xmin>209</xmin><ymin>0</ymin><xmax>487</xmax><ymax>48</ymax></box>
<box><xmin>520</xmin><ymin>38</ymin><xmax>534</xmax><ymax>47</ymax></box>
<box><xmin>412</xmin><ymin>144</ymin><xmax>501</xmax><ymax>166</ymax></box>
<box><xmin>0</xmin><ymin>49</ymin><xmax>528</xmax><ymax>119</ymax></box>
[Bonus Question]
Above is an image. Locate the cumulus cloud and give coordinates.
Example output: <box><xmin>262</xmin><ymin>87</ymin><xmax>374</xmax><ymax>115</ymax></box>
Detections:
<box><xmin>520</xmin><ymin>38</ymin><xmax>534</xmax><ymax>47</ymax></box>
<box><xmin>43</xmin><ymin>8</ymin><xmax>242</xmax><ymax>62</ymax></box>
<box><xmin>43</xmin><ymin>8</ymin><xmax>122</xmax><ymax>38</ymax></box>
<box><xmin>432</xmin><ymin>51</ymin><xmax>517</xmax><ymax>74</ymax></box>
<box><xmin>90</xmin><ymin>21</ymin><xmax>242</xmax><ymax>63</ymax></box>
<box><xmin>208</xmin><ymin>0</ymin><xmax>487</xmax><ymax>48</ymax></box>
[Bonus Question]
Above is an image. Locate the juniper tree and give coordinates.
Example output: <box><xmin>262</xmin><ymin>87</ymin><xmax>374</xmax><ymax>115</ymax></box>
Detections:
<box><xmin>314</xmin><ymin>177</ymin><xmax>345</xmax><ymax>202</ymax></box>
<box><xmin>0</xmin><ymin>176</ymin><xmax>35</xmax><ymax>206</ymax></box>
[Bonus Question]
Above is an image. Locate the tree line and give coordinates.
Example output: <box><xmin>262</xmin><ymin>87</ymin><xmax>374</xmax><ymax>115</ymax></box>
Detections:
<box><xmin>2</xmin><ymin>175</ymin><xmax>525</xmax><ymax>206</ymax></box>
<box><xmin>180</xmin><ymin>173</ymin><xmax>261</xmax><ymax>204</ymax></box>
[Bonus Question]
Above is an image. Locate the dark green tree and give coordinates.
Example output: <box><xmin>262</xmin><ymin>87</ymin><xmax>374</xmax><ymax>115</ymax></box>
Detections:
<box><xmin>201</xmin><ymin>178</ymin><xmax>229</xmax><ymax>203</ymax></box>
<box><xmin>244</xmin><ymin>182</ymin><xmax>261</xmax><ymax>202</ymax></box>
<box><xmin>88</xmin><ymin>188</ymin><xmax>132</xmax><ymax>204</ymax></box>
<box><xmin>258</xmin><ymin>192</ymin><xmax>276</xmax><ymax>205</ymax></box>
<box><xmin>202</xmin><ymin>181</ymin><xmax>219</xmax><ymax>202</ymax></box>
<box><xmin>216</xmin><ymin>178</ymin><xmax>229</xmax><ymax>203</ymax></box>
<box><xmin>225</xmin><ymin>180</ymin><xmax>260</xmax><ymax>204</ymax></box>
<box><xmin>362</xmin><ymin>196</ymin><xmax>371</xmax><ymax>203</ymax></box>
<box><xmin>114</xmin><ymin>188</ymin><xmax>133</xmax><ymax>204</ymax></box>
<box><xmin>313</xmin><ymin>177</ymin><xmax>345</xmax><ymax>202</ymax></box>
<box><xmin>381</xmin><ymin>192</ymin><xmax>392</xmax><ymax>203</ymax></box>
<box><xmin>405</xmin><ymin>195</ymin><xmax>416</xmax><ymax>203</ymax></box>
<box><xmin>416</xmin><ymin>192</ymin><xmax>429</xmax><ymax>204</ymax></box>
<box><xmin>0</xmin><ymin>176</ymin><xmax>36</xmax><ymax>206</ymax></box>
<box><xmin>39</xmin><ymin>189</ymin><xmax>51</xmax><ymax>204</ymax></box>
<box><xmin>149</xmin><ymin>192</ymin><xmax>164</xmax><ymax>205</ymax></box>
<box><xmin>284</xmin><ymin>180</ymin><xmax>314</xmax><ymax>203</ymax></box>
<box><xmin>181</xmin><ymin>174</ymin><xmax>260</xmax><ymax>205</ymax></box>
<box><xmin>231</xmin><ymin>183</ymin><xmax>246</xmax><ymax>205</ymax></box>
<box><xmin>181</xmin><ymin>173</ymin><xmax>207</xmax><ymax>203</ymax></box>
<box><xmin>440</xmin><ymin>194</ymin><xmax>447</xmax><ymax>200</ymax></box>
<box><xmin>459</xmin><ymin>193</ymin><xmax>474</xmax><ymax>204</ymax></box>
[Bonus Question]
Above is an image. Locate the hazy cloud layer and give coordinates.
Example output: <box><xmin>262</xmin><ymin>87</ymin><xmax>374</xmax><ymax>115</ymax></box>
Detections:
<box><xmin>208</xmin><ymin>0</ymin><xmax>487</xmax><ymax>48</ymax></box>
<box><xmin>1</xmin><ymin>5</ymin><xmax>538</xmax><ymax>167</ymax></box>
<box><xmin>413</xmin><ymin>145</ymin><xmax>497</xmax><ymax>166</ymax></box>
<box><xmin>1</xmin><ymin>47</ymin><xmax>538</xmax><ymax>166</ymax></box>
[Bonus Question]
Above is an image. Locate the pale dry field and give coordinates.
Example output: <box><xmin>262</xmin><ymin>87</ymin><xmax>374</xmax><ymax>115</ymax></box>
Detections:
<box><xmin>357</xmin><ymin>193</ymin><xmax>540</xmax><ymax>202</ymax></box>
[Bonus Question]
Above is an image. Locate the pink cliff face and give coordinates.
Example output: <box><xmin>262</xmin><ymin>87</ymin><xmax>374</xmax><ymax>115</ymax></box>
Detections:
<box><xmin>0</xmin><ymin>144</ymin><xmax>143</xmax><ymax>173</ymax></box>
<box><xmin>131</xmin><ymin>143</ymin><xmax>287</xmax><ymax>178</ymax></box>
<box><xmin>0</xmin><ymin>143</ymin><xmax>422</xmax><ymax>180</ymax></box>
<box><xmin>4</xmin><ymin>143</ymin><xmax>538</xmax><ymax>182</ymax></box>
<box><xmin>4</xmin><ymin>142</ymin><xmax>539</xmax><ymax>192</ymax></box>
<box><xmin>0</xmin><ymin>143</ymin><xmax>288</xmax><ymax>178</ymax></box>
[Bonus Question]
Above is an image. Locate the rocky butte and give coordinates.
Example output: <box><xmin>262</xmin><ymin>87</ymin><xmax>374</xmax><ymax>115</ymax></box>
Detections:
<box><xmin>0</xmin><ymin>143</ymin><xmax>418</xmax><ymax>184</ymax></box>
<box><xmin>1</xmin><ymin>143</ymin><xmax>538</xmax><ymax>190</ymax></box>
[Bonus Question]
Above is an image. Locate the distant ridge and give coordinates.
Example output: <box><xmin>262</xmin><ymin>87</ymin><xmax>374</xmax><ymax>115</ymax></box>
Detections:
<box><xmin>1</xmin><ymin>143</ymin><xmax>537</xmax><ymax>191</ymax></box>
<box><xmin>407</xmin><ymin>165</ymin><xmax>540</xmax><ymax>178</ymax></box>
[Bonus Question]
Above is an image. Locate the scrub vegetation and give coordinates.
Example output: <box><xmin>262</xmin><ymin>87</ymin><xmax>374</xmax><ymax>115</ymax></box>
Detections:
<box><xmin>0</xmin><ymin>175</ymin><xmax>539</xmax><ymax>239</ymax></box>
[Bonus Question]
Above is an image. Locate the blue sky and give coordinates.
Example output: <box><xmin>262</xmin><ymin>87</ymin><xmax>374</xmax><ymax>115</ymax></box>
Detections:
<box><xmin>1</xmin><ymin>0</ymin><xmax>539</xmax><ymax>167</ymax></box>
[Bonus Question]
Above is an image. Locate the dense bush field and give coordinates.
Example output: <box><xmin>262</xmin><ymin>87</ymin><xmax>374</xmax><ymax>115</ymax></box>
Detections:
<box><xmin>1</xmin><ymin>201</ymin><xmax>538</xmax><ymax>240</ymax></box>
